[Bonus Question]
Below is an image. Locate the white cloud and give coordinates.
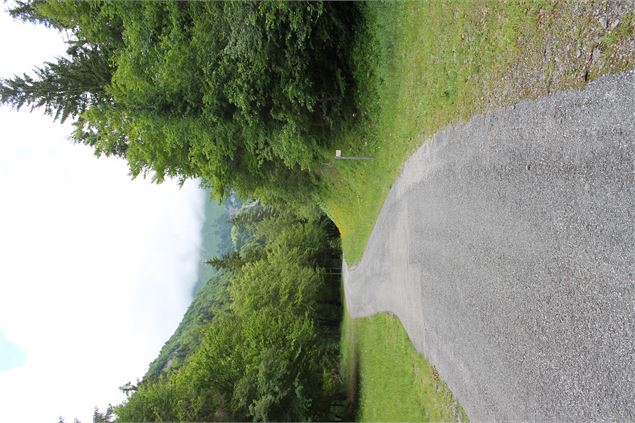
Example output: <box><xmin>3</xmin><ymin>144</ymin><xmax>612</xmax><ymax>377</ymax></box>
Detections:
<box><xmin>0</xmin><ymin>9</ymin><xmax>206</xmax><ymax>423</ymax></box>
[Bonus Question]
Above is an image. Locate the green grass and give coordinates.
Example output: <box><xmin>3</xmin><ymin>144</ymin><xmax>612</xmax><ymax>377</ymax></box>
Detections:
<box><xmin>321</xmin><ymin>1</ymin><xmax>635</xmax><ymax>263</ymax></box>
<box><xmin>340</xmin><ymin>308</ymin><xmax>468</xmax><ymax>422</ymax></box>
<box><xmin>339</xmin><ymin>305</ymin><xmax>359</xmax><ymax>418</ymax></box>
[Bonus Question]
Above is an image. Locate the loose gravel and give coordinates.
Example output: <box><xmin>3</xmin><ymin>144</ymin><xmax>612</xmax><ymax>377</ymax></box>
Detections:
<box><xmin>344</xmin><ymin>69</ymin><xmax>635</xmax><ymax>422</ymax></box>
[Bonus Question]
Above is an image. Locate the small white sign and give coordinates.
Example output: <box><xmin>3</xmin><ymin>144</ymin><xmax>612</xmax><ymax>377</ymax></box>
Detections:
<box><xmin>335</xmin><ymin>150</ymin><xmax>342</xmax><ymax>158</ymax></box>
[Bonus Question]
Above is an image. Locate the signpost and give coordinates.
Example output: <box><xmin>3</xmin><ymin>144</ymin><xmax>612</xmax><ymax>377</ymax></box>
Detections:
<box><xmin>335</xmin><ymin>150</ymin><xmax>373</xmax><ymax>160</ymax></box>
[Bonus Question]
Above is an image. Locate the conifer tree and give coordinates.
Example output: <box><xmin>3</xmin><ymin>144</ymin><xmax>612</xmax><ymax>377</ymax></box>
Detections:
<box><xmin>0</xmin><ymin>42</ymin><xmax>112</xmax><ymax>123</ymax></box>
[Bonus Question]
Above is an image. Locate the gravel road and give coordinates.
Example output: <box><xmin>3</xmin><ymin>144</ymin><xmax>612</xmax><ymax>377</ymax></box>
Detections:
<box><xmin>344</xmin><ymin>69</ymin><xmax>634</xmax><ymax>422</ymax></box>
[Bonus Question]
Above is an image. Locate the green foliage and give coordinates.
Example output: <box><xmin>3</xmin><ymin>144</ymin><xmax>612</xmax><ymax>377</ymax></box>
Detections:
<box><xmin>0</xmin><ymin>41</ymin><xmax>113</xmax><ymax>123</ymax></box>
<box><xmin>342</xmin><ymin>312</ymin><xmax>468</xmax><ymax>422</ymax></box>
<box><xmin>115</xmin><ymin>210</ymin><xmax>344</xmax><ymax>422</ymax></box>
<box><xmin>93</xmin><ymin>406</ymin><xmax>116</xmax><ymax>423</ymax></box>
<box><xmin>144</xmin><ymin>270</ymin><xmax>231</xmax><ymax>381</ymax></box>
<box><xmin>114</xmin><ymin>370</ymin><xmax>223</xmax><ymax>423</ymax></box>
<box><xmin>3</xmin><ymin>0</ymin><xmax>360</xmax><ymax>202</ymax></box>
<box><xmin>144</xmin><ymin>196</ymin><xmax>233</xmax><ymax>379</ymax></box>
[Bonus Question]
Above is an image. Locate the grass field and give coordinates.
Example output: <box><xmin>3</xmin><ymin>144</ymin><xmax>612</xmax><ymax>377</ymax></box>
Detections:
<box><xmin>340</xmin><ymin>308</ymin><xmax>468</xmax><ymax>422</ymax></box>
<box><xmin>322</xmin><ymin>1</ymin><xmax>634</xmax><ymax>263</ymax></box>
<box><xmin>331</xmin><ymin>3</ymin><xmax>634</xmax><ymax>421</ymax></box>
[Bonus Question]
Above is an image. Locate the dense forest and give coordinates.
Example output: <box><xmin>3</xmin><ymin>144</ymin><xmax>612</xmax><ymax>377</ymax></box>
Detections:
<box><xmin>114</xmin><ymin>206</ymin><xmax>344</xmax><ymax>422</ymax></box>
<box><xmin>2</xmin><ymin>0</ymin><xmax>361</xmax><ymax>207</ymax></box>
<box><xmin>1</xmin><ymin>1</ymin><xmax>358</xmax><ymax>421</ymax></box>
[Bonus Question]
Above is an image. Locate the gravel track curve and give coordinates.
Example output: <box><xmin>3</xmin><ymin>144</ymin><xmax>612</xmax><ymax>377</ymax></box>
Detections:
<box><xmin>344</xmin><ymin>69</ymin><xmax>635</xmax><ymax>422</ymax></box>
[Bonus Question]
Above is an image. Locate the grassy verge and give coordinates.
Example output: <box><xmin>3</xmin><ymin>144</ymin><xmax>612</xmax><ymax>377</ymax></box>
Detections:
<box><xmin>339</xmin><ymin>306</ymin><xmax>359</xmax><ymax>421</ymax></box>
<box><xmin>322</xmin><ymin>1</ymin><xmax>634</xmax><ymax>263</ymax></box>
<box><xmin>340</xmin><ymin>307</ymin><xmax>468</xmax><ymax>422</ymax></box>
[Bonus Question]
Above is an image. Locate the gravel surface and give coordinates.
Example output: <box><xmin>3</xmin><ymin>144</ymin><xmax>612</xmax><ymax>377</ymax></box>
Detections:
<box><xmin>344</xmin><ymin>69</ymin><xmax>635</xmax><ymax>422</ymax></box>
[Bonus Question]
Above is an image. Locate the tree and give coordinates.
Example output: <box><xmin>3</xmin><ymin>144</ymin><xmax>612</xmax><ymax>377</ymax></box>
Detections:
<box><xmin>114</xmin><ymin>211</ymin><xmax>343</xmax><ymax>422</ymax></box>
<box><xmin>0</xmin><ymin>41</ymin><xmax>113</xmax><ymax>123</ymax></box>
<box><xmin>93</xmin><ymin>406</ymin><xmax>115</xmax><ymax>423</ymax></box>
<box><xmin>206</xmin><ymin>251</ymin><xmax>243</xmax><ymax>272</ymax></box>
<box><xmin>118</xmin><ymin>382</ymin><xmax>137</xmax><ymax>398</ymax></box>
<box><xmin>2</xmin><ymin>0</ymin><xmax>360</xmax><ymax>202</ymax></box>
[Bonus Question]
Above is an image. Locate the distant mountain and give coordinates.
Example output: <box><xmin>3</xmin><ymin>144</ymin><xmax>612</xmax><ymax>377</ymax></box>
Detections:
<box><xmin>145</xmin><ymin>193</ymin><xmax>233</xmax><ymax>380</ymax></box>
<box><xmin>144</xmin><ymin>269</ymin><xmax>230</xmax><ymax>380</ymax></box>
<box><xmin>190</xmin><ymin>193</ymin><xmax>233</xmax><ymax>296</ymax></box>
<box><xmin>140</xmin><ymin>195</ymin><xmax>264</xmax><ymax>381</ymax></box>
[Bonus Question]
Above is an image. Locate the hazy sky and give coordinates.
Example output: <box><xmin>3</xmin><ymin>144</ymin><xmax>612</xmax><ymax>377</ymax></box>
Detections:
<box><xmin>0</xmin><ymin>8</ymin><xmax>206</xmax><ymax>423</ymax></box>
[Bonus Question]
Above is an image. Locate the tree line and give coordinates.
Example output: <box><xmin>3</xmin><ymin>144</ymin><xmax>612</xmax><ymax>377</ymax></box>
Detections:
<box><xmin>1</xmin><ymin>1</ymin><xmax>357</xmax><ymax>421</ymax></box>
<box><xmin>113</xmin><ymin>206</ymin><xmax>344</xmax><ymax>422</ymax></box>
<box><xmin>2</xmin><ymin>0</ymin><xmax>360</xmax><ymax>205</ymax></box>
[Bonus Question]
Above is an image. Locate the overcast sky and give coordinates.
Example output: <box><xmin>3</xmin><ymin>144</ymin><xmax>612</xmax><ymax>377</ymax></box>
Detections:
<box><xmin>0</xmin><ymin>8</ymin><xmax>206</xmax><ymax>423</ymax></box>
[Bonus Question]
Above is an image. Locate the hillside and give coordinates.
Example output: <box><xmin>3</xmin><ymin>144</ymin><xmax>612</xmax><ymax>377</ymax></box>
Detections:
<box><xmin>144</xmin><ymin>194</ymin><xmax>233</xmax><ymax>379</ymax></box>
<box><xmin>145</xmin><ymin>269</ymin><xmax>231</xmax><ymax>381</ymax></box>
<box><xmin>190</xmin><ymin>195</ymin><xmax>233</xmax><ymax>296</ymax></box>
<box><xmin>114</xmin><ymin>207</ymin><xmax>345</xmax><ymax>422</ymax></box>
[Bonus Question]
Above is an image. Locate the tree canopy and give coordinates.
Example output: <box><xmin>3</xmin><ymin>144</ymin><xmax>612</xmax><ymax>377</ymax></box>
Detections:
<box><xmin>114</xmin><ymin>208</ymin><xmax>344</xmax><ymax>422</ymax></box>
<box><xmin>2</xmin><ymin>1</ymin><xmax>360</xmax><ymax>203</ymax></box>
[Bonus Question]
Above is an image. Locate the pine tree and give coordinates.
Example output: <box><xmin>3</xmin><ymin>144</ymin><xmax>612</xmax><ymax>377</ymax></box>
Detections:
<box><xmin>0</xmin><ymin>41</ymin><xmax>112</xmax><ymax>123</ymax></box>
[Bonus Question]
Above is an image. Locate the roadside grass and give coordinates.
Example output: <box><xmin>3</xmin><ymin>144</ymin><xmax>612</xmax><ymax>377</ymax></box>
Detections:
<box><xmin>339</xmin><ymin>305</ymin><xmax>359</xmax><ymax>421</ymax></box>
<box><xmin>321</xmin><ymin>1</ymin><xmax>635</xmax><ymax>263</ymax></box>
<box><xmin>340</xmin><ymin>308</ymin><xmax>468</xmax><ymax>422</ymax></box>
